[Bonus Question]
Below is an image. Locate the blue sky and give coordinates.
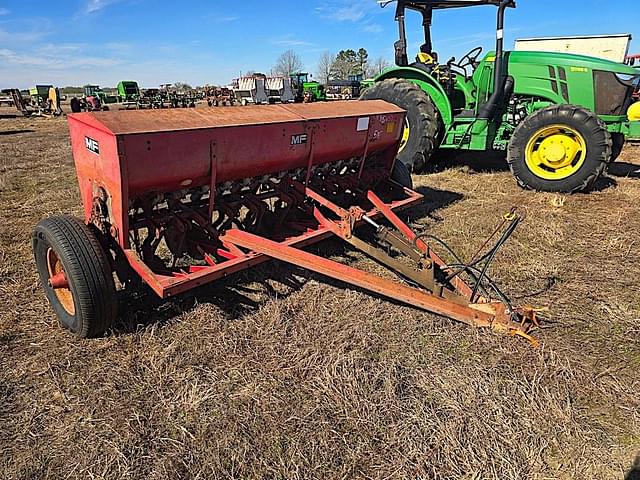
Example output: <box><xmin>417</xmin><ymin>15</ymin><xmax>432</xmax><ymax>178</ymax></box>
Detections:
<box><xmin>0</xmin><ymin>0</ymin><xmax>638</xmax><ymax>88</ymax></box>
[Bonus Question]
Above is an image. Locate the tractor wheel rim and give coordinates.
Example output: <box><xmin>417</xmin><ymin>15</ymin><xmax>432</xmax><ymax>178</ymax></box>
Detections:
<box><xmin>628</xmin><ymin>101</ymin><xmax>640</xmax><ymax>121</ymax></box>
<box><xmin>46</xmin><ymin>248</ymin><xmax>75</xmax><ymax>316</ymax></box>
<box><xmin>525</xmin><ymin>125</ymin><xmax>587</xmax><ymax>180</ymax></box>
<box><xmin>399</xmin><ymin>117</ymin><xmax>410</xmax><ymax>153</ymax></box>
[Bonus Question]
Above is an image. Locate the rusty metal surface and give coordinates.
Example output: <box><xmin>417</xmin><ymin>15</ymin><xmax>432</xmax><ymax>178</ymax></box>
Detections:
<box><xmin>68</xmin><ymin>100</ymin><xmax>404</xmax><ymax>135</ymax></box>
<box><xmin>125</xmin><ymin>190</ymin><xmax>424</xmax><ymax>298</ymax></box>
<box><xmin>222</xmin><ymin>228</ymin><xmax>537</xmax><ymax>345</ymax></box>
<box><xmin>281</xmin><ymin>100</ymin><xmax>405</xmax><ymax>119</ymax></box>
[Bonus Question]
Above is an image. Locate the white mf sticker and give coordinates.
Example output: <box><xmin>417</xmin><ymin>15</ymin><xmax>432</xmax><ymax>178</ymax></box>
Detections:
<box><xmin>85</xmin><ymin>136</ymin><xmax>99</xmax><ymax>155</ymax></box>
<box><xmin>357</xmin><ymin>117</ymin><xmax>370</xmax><ymax>131</ymax></box>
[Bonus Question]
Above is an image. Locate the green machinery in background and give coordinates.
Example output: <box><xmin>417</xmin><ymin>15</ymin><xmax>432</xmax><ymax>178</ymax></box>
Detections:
<box><xmin>117</xmin><ymin>81</ymin><xmax>140</xmax><ymax>102</ymax></box>
<box><xmin>83</xmin><ymin>85</ymin><xmax>118</xmax><ymax>105</ymax></box>
<box><xmin>290</xmin><ymin>73</ymin><xmax>327</xmax><ymax>102</ymax></box>
<box><xmin>3</xmin><ymin>86</ymin><xmax>62</xmax><ymax>116</ymax></box>
<box><xmin>28</xmin><ymin>85</ymin><xmax>54</xmax><ymax>105</ymax></box>
<box><xmin>362</xmin><ymin>0</ymin><xmax>640</xmax><ymax>192</ymax></box>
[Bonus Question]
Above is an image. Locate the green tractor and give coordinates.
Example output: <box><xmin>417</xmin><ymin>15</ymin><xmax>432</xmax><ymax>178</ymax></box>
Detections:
<box><xmin>362</xmin><ymin>0</ymin><xmax>640</xmax><ymax>192</ymax></box>
<box><xmin>83</xmin><ymin>85</ymin><xmax>118</xmax><ymax>105</ymax></box>
<box><xmin>291</xmin><ymin>72</ymin><xmax>327</xmax><ymax>102</ymax></box>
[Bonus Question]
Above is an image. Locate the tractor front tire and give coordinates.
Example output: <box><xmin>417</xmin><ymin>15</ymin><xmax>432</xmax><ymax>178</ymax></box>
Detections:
<box><xmin>33</xmin><ymin>215</ymin><xmax>117</xmax><ymax>338</ymax></box>
<box><xmin>360</xmin><ymin>79</ymin><xmax>439</xmax><ymax>173</ymax></box>
<box><xmin>507</xmin><ymin>105</ymin><xmax>612</xmax><ymax>193</ymax></box>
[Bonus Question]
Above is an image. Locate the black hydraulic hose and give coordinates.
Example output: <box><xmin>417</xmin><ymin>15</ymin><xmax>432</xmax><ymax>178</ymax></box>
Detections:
<box><xmin>445</xmin><ymin>264</ymin><xmax>514</xmax><ymax>314</ymax></box>
<box><xmin>470</xmin><ymin>216</ymin><xmax>520</xmax><ymax>302</ymax></box>
<box><xmin>413</xmin><ymin>233</ymin><xmax>489</xmax><ymax>297</ymax></box>
<box><xmin>412</xmin><ymin>212</ymin><xmax>521</xmax><ymax>303</ymax></box>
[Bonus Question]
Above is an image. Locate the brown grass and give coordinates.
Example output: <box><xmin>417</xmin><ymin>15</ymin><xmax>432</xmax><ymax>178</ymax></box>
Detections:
<box><xmin>1</xmin><ymin>111</ymin><xmax>639</xmax><ymax>479</ymax></box>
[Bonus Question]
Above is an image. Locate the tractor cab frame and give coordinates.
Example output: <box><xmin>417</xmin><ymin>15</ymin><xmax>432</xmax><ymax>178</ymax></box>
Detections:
<box><xmin>390</xmin><ymin>0</ymin><xmax>514</xmax><ymax>120</ymax></box>
<box><xmin>390</xmin><ymin>0</ymin><xmax>513</xmax><ymax>68</ymax></box>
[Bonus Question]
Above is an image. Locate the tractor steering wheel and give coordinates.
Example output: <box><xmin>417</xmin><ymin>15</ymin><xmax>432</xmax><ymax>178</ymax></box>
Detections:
<box><xmin>458</xmin><ymin>47</ymin><xmax>483</xmax><ymax>70</ymax></box>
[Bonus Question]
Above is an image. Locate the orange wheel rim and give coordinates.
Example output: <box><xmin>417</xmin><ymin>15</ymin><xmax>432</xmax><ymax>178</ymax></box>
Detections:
<box><xmin>46</xmin><ymin>248</ymin><xmax>75</xmax><ymax>315</ymax></box>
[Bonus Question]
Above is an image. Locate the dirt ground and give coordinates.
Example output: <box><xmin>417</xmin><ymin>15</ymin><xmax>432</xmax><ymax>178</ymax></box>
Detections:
<box><xmin>1</xmin><ymin>109</ymin><xmax>639</xmax><ymax>480</ymax></box>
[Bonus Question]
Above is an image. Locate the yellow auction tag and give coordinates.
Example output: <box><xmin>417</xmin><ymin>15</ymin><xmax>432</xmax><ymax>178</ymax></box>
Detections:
<box><xmin>386</xmin><ymin>122</ymin><xmax>396</xmax><ymax>134</ymax></box>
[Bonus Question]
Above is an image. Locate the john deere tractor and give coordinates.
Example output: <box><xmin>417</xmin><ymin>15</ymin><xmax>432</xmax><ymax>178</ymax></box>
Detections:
<box><xmin>291</xmin><ymin>73</ymin><xmax>327</xmax><ymax>102</ymax></box>
<box><xmin>362</xmin><ymin>0</ymin><xmax>640</xmax><ymax>192</ymax></box>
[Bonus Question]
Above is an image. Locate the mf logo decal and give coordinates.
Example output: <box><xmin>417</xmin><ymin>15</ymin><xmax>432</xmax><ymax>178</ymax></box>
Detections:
<box><xmin>290</xmin><ymin>133</ymin><xmax>308</xmax><ymax>145</ymax></box>
<box><xmin>85</xmin><ymin>136</ymin><xmax>100</xmax><ymax>155</ymax></box>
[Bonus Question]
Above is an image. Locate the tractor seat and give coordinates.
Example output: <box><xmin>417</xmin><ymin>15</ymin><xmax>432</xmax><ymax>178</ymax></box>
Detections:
<box><xmin>410</xmin><ymin>62</ymin><xmax>434</xmax><ymax>74</ymax></box>
<box><xmin>411</xmin><ymin>51</ymin><xmax>438</xmax><ymax>74</ymax></box>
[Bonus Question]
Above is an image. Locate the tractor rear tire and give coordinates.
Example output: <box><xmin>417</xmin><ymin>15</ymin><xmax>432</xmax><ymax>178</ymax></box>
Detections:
<box><xmin>391</xmin><ymin>160</ymin><xmax>413</xmax><ymax>189</ymax></box>
<box><xmin>70</xmin><ymin>97</ymin><xmax>81</xmax><ymax>113</ymax></box>
<box><xmin>33</xmin><ymin>215</ymin><xmax>117</xmax><ymax>338</ymax></box>
<box><xmin>360</xmin><ymin>79</ymin><xmax>439</xmax><ymax>173</ymax></box>
<box><xmin>507</xmin><ymin>105</ymin><xmax>612</xmax><ymax>193</ymax></box>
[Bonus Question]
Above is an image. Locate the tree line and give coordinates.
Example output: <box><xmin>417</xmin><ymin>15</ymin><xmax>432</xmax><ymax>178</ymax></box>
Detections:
<box><xmin>272</xmin><ymin>49</ymin><xmax>390</xmax><ymax>84</ymax></box>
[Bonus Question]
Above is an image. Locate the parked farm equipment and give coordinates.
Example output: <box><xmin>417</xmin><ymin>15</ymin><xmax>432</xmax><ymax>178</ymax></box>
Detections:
<box><xmin>233</xmin><ymin>74</ymin><xmax>269</xmax><ymax>105</ymax></box>
<box><xmin>137</xmin><ymin>88</ymin><xmax>165</xmax><ymax>109</ymax></box>
<box><xmin>291</xmin><ymin>73</ymin><xmax>326</xmax><ymax>102</ymax></box>
<box><xmin>363</xmin><ymin>0</ymin><xmax>640</xmax><ymax>193</ymax></box>
<box><xmin>1</xmin><ymin>87</ymin><xmax>62</xmax><ymax>117</ymax></box>
<box><xmin>84</xmin><ymin>84</ymin><xmax>117</xmax><ymax>107</ymax></box>
<box><xmin>32</xmin><ymin>101</ymin><xmax>539</xmax><ymax>345</ymax></box>
<box><xmin>267</xmin><ymin>76</ymin><xmax>296</xmax><ymax>103</ymax></box>
<box><xmin>117</xmin><ymin>80</ymin><xmax>140</xmax><ymax>102</ymax></box>
<box><xmin>205</xmin><ymin>86</ymin><xmax>235</xmax><ymax>106</ymax></box>
<box><xmin>328</xmin><ymin>77</ymin><xmax>365</xmax><ymax>99</ymax></box>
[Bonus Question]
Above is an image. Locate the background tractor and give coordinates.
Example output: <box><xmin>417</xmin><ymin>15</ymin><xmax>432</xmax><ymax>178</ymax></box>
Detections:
<box><xmin>290</xmin><ymin>73</ymin><xmax>327</xmax><ymax>102</ymax></box>
<box><xmin>362</xmin><ymin>0</ymin><xmax>640</xmax><ymax>192</ymax></box>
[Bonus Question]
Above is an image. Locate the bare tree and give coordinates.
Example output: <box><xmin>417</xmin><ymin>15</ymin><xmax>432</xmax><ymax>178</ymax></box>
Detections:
<box><xmin>316</xmin><ymin>51</ymin><xmax>334</xmax><ymax>85</ymax></box>
<box><xmin>367</xmin><ymin>57</ymin><xmax>391</xmax><ymax>78</ymax></box>
<box><xmin>273</xmin><ymin>50</ymin><xmax>303</xmax><ymax>76</ymax></box>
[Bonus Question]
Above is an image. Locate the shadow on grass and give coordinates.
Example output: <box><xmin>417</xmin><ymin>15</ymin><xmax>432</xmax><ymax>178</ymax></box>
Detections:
<box><xmin>430</xmin><ymin>149</ymin><xmax>509</xmax><ymax>174</ymax></box>
<box><xmin>609</xmin><ymin>162</ymin><xmax>640</xmax><ymax>179</ymax></box>
<box><xmin>110</xmin><ymin>185</ymin><xmax>464</xmax><ymax>336</ymax></box>
<box><xmin>0</xmin><ymin>129</ymin><xmax>35</xmax><ymax>135</ymax></box>
<box><xmin>625</xmin><ymin>455</ymin><xmax>640</xmax><ymax>480</ymax></box>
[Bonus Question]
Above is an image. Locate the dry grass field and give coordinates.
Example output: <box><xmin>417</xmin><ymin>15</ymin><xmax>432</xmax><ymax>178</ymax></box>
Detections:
<box><xmin>1</xmin><ymin>110</ymin><xmax>639</xmax><ymax>479</ymax></box>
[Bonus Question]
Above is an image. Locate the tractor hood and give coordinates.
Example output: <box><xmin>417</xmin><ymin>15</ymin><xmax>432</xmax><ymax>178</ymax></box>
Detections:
<box><xmin>509</xmin><ymin>50</ymin><xmax>639</xmax><ymax>77</ymax></box>
<box><xmin>495</xmin><ymin>50</ymin><xmax>640</xmax><ymax>118</ymax></box>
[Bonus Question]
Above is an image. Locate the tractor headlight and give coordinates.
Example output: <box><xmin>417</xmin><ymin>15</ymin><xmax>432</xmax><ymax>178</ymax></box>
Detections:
<box><xmin>614</xmin><ymin>72</ymin><xmax>640</xmax><ymax>87</ymax></box>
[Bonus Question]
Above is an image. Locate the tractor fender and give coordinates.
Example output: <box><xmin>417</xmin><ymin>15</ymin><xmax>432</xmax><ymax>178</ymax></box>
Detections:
<box><xmin>375</xmin><ymin>67</ymin><xmax>453</xmax><ymax>125</ymax></box>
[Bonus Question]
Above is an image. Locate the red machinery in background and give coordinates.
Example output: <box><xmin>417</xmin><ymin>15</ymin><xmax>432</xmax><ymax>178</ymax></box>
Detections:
<box><xmin>32</xmin><ymin>101</ymin><xmax>538</xmax><ymax>344</ymax></box>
